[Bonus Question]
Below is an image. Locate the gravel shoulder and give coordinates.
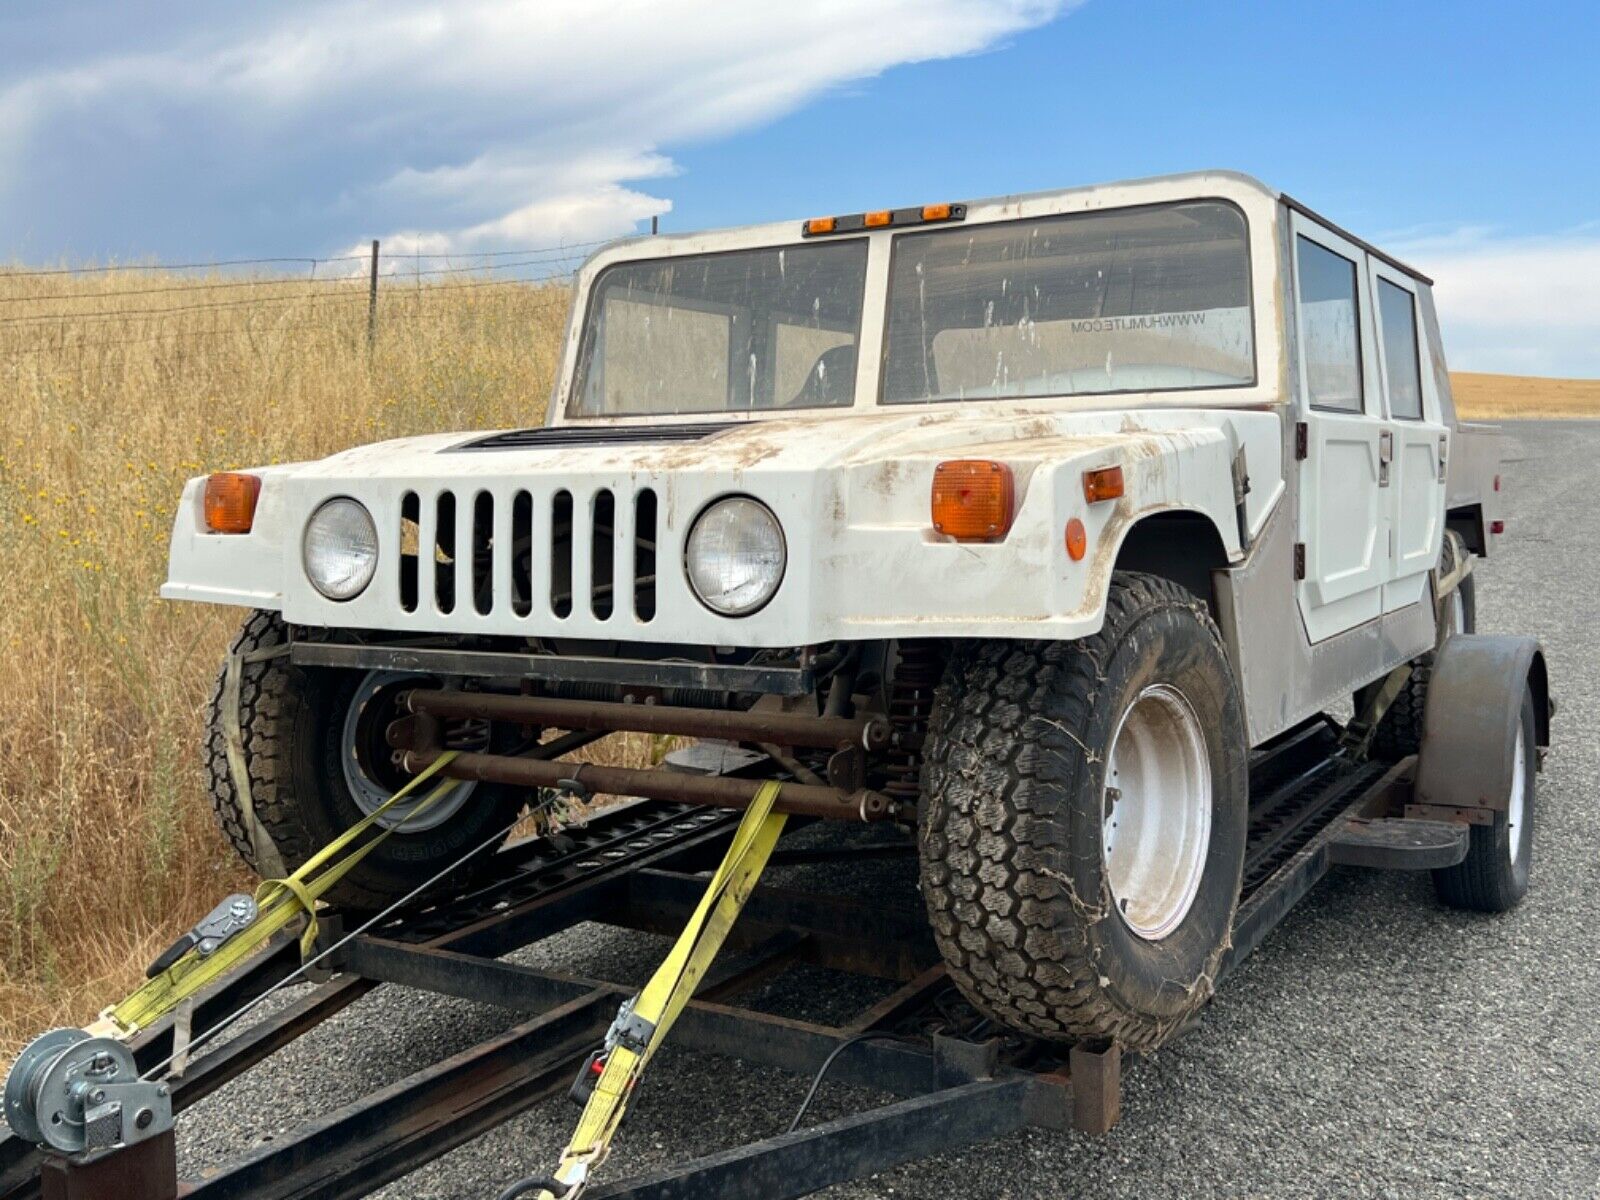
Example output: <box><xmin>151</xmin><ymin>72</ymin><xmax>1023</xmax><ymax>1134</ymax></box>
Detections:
<box><xmin>176</xmin><ymin>420</ymin><xmax>1600</xmax><ymax>1199</ymax></box>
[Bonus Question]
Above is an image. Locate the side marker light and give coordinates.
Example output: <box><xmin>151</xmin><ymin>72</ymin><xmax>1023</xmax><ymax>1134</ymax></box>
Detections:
<box><xmin>1082</xmin><ymin>466</ymin><xmax>1125</xmax><ymax>504</ymax></box>
<box><xmin>1065</xmin><ymin>518</ymin><xmax>1088</xmax><ymax>561</ymax></box>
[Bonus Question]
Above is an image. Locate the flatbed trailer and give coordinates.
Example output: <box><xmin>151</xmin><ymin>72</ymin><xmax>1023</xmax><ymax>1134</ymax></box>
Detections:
<box><xmin>0</xmin><ymin>714</ymin><xmax>1475</xmax><ymax>1200</ymax></box>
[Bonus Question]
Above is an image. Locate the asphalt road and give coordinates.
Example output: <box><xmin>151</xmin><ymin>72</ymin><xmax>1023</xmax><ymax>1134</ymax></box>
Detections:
<box><xmin>176</xmin><ymin>420</ymin><xmax>1600</xmax><ymax>1199</ymax></box>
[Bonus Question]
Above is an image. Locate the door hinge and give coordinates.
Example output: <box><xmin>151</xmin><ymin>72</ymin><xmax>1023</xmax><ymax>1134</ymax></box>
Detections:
<box><xmin>1294</xmin><ymin>422</ymin><xmax>1308</xmax><ymax>460</ymax></box>
<box><xmin>1293</xmin><ymin>542</ymin><xmax>1306</xmax><ymax>581</ymax></box>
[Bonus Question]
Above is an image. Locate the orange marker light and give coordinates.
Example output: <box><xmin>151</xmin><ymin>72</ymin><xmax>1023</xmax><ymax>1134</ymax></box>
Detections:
<box><xmin>921</xmin><ymin>203</ymin><xmax>952</xmax><ymax>221</ymax></box>
<box><xmin>203</xmin><ymin>472</ymin><xmax>262</xmax><ymax>534</ymax></box>
<box><xmin>1082</xmin><ymin>465</ymin><xmax>1125</xmax><ymax>504</ymax></box>
<box><xmin>1065</xmin><ymin>518</ymin><xmax>1087</xmax><ymax>561</ymax></box>
<box><xmin>864</xmin><ymin>210</ymin><xmax>892</xmax><ymax>228</ymax></box>
<box><xmin>803</xmin><ymin>216</ymin><xmax>836</xmax><ymax>236</ymax></box>
<box><xmin>932</xmin><ymin>460</ymin><xmax>1014</xmax><ymax>542</ymax></box>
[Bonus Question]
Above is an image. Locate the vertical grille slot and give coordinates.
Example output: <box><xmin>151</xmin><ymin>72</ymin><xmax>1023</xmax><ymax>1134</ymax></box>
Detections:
<box><xmin>551</xmin><ymin>490</ymin><xmax>573</xmax><ymax>618</ymax></box>
<box><xmin>434</xmin><ymin>491</ymin><xmax>457</xmax><ymax>614</ymax></box>
<box><xmin>471</xmin><ymin>491</ymin><xmax>494</xmax><ymax>615</ymax></box>
<box><xmin>399</xmin><ymin>491</ymin><xmax>420</xmax><ymax>613</ymax></box>
<box><xmin>634</xmin><ymin>489</ymin><xmax>657</xmax><ymax>622</ymax></box>
<box><xmin>511</xmin><ymin>490</ymin><xmax>533</xmax><ymax>617</ymax></box>
<box><xmin>591</xmin><ymin>489</ymin><xmax>616</xmax><ymax>620</ymax></box>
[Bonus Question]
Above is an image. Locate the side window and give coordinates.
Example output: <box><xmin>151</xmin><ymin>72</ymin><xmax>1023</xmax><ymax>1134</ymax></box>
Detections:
<box><xmin>1295</xmin><ymin>235</ymin><xmax>1363</xmax><ymax>413</ymax></box>
<box><xmin>1377</xmin><ymin>278</ymin><xmax>1423</xmax><ymax>420</ymax></box>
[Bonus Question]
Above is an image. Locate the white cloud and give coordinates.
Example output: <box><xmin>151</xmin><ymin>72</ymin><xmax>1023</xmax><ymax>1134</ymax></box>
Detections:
<box><xmin>1391</xmin><ymin>227</ymin><xmax>1600</xmax><ymax>378</ymax></box>
<box><xmin>0</xmin><ymin>1</ymin><xmax>1072</xmax><ymax>260</ymax></box>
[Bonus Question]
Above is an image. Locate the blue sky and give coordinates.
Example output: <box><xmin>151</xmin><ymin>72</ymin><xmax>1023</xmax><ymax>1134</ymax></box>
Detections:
<box><xmin>2</xmin><ymin>0</ymin><xmax>1595</xmax><ymax>373</ymax></box>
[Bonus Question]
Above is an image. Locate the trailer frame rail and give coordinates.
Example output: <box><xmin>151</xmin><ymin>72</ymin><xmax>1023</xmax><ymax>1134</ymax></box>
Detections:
<box><xmin>2</xmin><ymin>718</ymin><xmax>1447</xmax><ymax>1200</ymax></box>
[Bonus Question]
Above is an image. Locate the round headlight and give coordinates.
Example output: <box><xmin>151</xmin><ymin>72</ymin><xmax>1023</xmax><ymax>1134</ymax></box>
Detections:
<box><xmin>685</xmin><ymin>497</ymin><xmax>786</xmax><ymax>616</ymax></box>
<box><xmin>303</xmin><ymin>498</ymin><xmax>379</xmax><ymax>601</ymax></box>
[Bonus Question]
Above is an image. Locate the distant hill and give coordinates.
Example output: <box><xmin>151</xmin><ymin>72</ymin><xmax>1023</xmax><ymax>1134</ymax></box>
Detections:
<box><xmin>1452</xmin><ymin>373</ymin><xmax>1600</xmax><ymax>420</ymax></box>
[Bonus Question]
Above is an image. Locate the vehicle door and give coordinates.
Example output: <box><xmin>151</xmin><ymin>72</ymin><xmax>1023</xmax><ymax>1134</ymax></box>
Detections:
<box><xmin>1368</xmin><ymin>261</ymin><xmax>1449</xmax><ymax>613</ymax></box>
<box><xmin>1291</xmin><ymin>213</ymin><xmax>1387</xmax><ymax>643</ymax></box>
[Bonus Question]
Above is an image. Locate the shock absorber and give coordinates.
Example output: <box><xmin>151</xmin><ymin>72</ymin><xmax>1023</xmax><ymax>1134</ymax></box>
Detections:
<box><xmin>880</xmin><ymin>640</ymin><xmax>945</xmax><ymax>808</ymax></box>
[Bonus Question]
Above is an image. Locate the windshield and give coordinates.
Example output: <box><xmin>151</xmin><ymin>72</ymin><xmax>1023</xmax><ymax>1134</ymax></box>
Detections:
<box><xmin>570</xmin><ymin>240</ymin><xmax>869</xmax><ymax>417</ymax></box>
<box><xmin>881</xmin><ymin>201</ymin><xmax>1254</xmax><ymax>404</ymax></box>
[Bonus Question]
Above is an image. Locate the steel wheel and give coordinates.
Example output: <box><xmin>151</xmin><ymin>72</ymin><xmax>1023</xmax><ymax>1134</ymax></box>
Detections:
<box><xmin>1445</xmin><ymin>588</ymin><xmax>1466</xmax><ymax>637</ymax></box>
<box><xmin>342</xmin><ymin>671</ymin><xmax>479</xmax><ymax>831</ymax></box>
<box><xmin>1506</xmin><ymin>720</ymin><xmax>1528</xmax><ymax>869</ymax></box>
<box><xmin>1102</xmin><ymin>683</ymin><xmax>1213</xmax><ymax>941</ymax></box>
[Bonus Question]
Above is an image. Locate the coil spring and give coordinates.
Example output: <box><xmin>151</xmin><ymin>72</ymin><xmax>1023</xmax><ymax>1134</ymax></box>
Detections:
<box><xmin>881</xmin><ymin>640</ymin><xmax>945</xmax><ymax>805</ymax></box>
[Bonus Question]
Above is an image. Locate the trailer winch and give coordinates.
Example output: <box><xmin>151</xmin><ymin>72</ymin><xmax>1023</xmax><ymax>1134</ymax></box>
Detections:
<box><xmin>4</xmin><ymin>1031</ymin><xmax>169</xmax><ymax>1157</ymax></box>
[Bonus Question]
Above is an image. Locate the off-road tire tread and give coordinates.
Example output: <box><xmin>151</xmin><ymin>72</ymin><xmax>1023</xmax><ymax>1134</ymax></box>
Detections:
<box><xmin>1372</xmin><ymin>545</ymin><xmax>1476</xmax><ymax>761</ymax></box>
<box><xmin>918</xmin><ymin>572</ymin><xmax>1235</xmax><ymax>1052</ymax></box>
<box><xmin>204</xmin><ymin>611</ymin><xmax>388</xmax><ymax>910</ymax></box>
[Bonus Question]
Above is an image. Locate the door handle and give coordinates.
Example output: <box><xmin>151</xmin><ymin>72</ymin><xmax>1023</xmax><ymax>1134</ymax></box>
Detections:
<box><xmin>1378</xmin><ymin>430</ymin><xmax>1392</xmax><ymax>487</ymax></box>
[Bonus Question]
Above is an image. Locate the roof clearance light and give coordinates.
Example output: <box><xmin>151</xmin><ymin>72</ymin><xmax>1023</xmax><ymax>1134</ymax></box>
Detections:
<box><xmin>932</xmin><ymin>460</ymin><xmax>1015</xmax><ymax>542</ymax></box>
<box><xmin>1082</xmin><ymin>465</ymin><xmax>1125</xmax><ymax>504</ymax></box>
<box><xmin>801</xmin><ymin>203</ymin><xmax>965</xmax><ymax>236</ymax></box>
<box><xmin>204</xmin><ymin>472</ymin><xmax>262</xmax><ymax>534</ymax></box>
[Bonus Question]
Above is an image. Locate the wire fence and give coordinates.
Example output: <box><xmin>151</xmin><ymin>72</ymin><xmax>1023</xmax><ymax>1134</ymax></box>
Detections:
<box><xmin>0</xmin><ymin>237</ymin><xmax>611</xmax><ymax>360</ymax></box>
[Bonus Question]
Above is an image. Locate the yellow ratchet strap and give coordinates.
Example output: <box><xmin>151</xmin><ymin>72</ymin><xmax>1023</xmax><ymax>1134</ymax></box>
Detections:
<box><xmin>542</xmin><ymin>781</ymin><xmax>788</xmax><ymax>1200</ymax></box>
<box><xmin>97</xmin><ymin>751</ymin><xmax>464</xmax><ymax>1038</ymax></box>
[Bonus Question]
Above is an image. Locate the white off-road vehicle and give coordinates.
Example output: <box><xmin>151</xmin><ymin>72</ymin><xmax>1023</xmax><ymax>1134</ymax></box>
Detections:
<box><xmin>165</xmin><ymin>171</ymin><xmax>1545</xmax><ymax>1051</ymax></box>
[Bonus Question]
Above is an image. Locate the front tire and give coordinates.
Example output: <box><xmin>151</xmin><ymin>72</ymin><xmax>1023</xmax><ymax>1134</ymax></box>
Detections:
<box><xmin>918</xmin><ymin>573</ymin><xmax>1249</xmax><ymax>1051</ymax></box>
<box><xmin>204</xmin><ymin>612</ymin><xmax>526</xmax><ymax>909</ymax></box>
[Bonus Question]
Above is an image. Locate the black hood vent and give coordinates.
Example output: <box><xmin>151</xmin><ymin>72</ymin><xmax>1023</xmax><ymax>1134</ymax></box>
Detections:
<box><xmin>452</xmin><ymin>421</ymin><xmax>738</xmax><ymax>452</ymax></box>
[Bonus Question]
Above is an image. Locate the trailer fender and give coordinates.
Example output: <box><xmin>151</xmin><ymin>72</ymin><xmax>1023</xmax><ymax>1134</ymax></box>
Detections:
<box><xmin>1414</xmin><ymin>634</ymin><xmax>1550</xmax><ymax>814</ymax></box>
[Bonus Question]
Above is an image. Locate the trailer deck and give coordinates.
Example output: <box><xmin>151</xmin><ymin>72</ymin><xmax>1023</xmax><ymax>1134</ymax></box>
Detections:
<box><xmin>0</xmin><ymin>716</ymin><xmax>1463</xmax><ymax>1200</ymax></box>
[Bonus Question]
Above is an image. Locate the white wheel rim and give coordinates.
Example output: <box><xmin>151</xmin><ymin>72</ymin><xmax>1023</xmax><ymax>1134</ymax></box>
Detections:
<box><xmin>1102</xmin><ymin>684</ymin><xmax>1213</xmax><ymax>941</ymax></box>
<box><xmin>1506</xmin><ymin>721</ymin><xmax>1527</xmax><ymax>868</ymax></box>
<box><xmin>342</xmin><ymin>671</ymin><xmax>476</xmax><ymax>832</ymax></box>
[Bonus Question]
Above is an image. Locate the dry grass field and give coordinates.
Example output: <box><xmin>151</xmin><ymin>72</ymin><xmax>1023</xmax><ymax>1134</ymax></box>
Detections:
<box><xmin>0</xmin><ymin>266</ymin><xmax>1594</xmax><ymax>1059</ymax></box>
<box><xmin>1452</xmin><ymin>371</ymin><xmax>1600</xmax><ymax>420</ymax></box>
<box><xmin>0</xmin><ymin>266</ymin><xmax>594</xmax><ymax>1056</ymax></box>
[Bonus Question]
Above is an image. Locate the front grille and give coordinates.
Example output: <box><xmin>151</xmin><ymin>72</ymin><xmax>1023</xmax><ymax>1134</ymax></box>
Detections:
<box><xmin>451</xmin><ymin>422</ymin><xmax>737</xmax><ymax>452</ymax></box>
<box><xmin>398</xmin><ymin>484</ymin><xmax>658</xmax><ymax>625</ymax></box>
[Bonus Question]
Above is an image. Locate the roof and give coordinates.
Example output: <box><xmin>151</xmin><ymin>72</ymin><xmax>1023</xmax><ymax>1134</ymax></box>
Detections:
<box><xmin>585</xmin><ymin>169</ymin><xmax>1432</xmax><ymax>286</ymax></box>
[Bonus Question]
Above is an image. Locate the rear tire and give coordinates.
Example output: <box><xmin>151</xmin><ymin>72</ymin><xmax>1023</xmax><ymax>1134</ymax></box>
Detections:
<box><xmin>204</xmin><ymin>611</ymin><xmax>526</xmax><ymax>909</ymax></box>
<box><xmin>1433</xmin><ymin>688</ymin><xmax>1535</xmax><ymax>913</ymax></box>
<box><xmin>1372</xmin><ymin>537</ymin><xmax>1476</xmax><ymax>761</ymax></box>
<box><xmin>918</xmin><ymin>573</ymin><xmax>1249</xmax><ymax>1051</ymax></box>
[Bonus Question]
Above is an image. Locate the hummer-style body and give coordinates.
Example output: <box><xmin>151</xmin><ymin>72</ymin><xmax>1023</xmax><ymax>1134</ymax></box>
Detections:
<box><xmin>165</xmin><ymin>171</ymin><xmax>1516</xmax><ymax>1049</ymax></box>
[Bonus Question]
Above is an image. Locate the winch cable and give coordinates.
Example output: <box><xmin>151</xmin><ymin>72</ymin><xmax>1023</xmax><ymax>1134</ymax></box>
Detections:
<box><xmin>98</xmin><ymin>749</ymin><xmax>468</xmax><ymax>1043</ymax></box>
<box><xmin>499</xmin><ymin>780</ymin><xmax>789</xmax><ymax>1200</ymax></box>
<box><xmin>136</xmin><ymin>782</ymin><xmax>566</xmax><ymax>1083</ymax></box>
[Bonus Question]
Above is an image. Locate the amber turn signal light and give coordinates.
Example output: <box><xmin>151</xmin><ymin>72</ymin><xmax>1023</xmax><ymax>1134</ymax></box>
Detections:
<box><xmin>204</xmin><ymin>472</ymin><xmax>262</xmax><ymax>534</ymax></box>
<box><xmin>1082</xmin><ymin>465</ymin><xmax>1124</xmax><ymax>504</ymax></box>
<box><xmin>864</xmin><ymin>210</ymin><xmax>892</xmax><ymax>228</ymax></box>
<box><xmin>932</xmin><ymin>460</ymin><xmax>1014</xmax><ymax>542</ymax></box>
<box><xmin>803</xmin><ymin>216</ymin><xmax>836</xmax><ymax>235</ymax></box>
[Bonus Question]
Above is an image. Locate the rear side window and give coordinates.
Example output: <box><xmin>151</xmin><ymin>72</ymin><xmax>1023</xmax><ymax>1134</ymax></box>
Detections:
<box><xmin>881</xmin><ymin>201</ymin><xmax>1255</xmax><ymax>404</ymax></box>
<box><xmin>1295</xmin><ymin>236</ymin><xmax>1363</xmax><ymax>412</ymax></box>
<box><xmin>1377</xmin><ymin>278</ymin><xmax>1423</xmax><ymax>420</ymax></box>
